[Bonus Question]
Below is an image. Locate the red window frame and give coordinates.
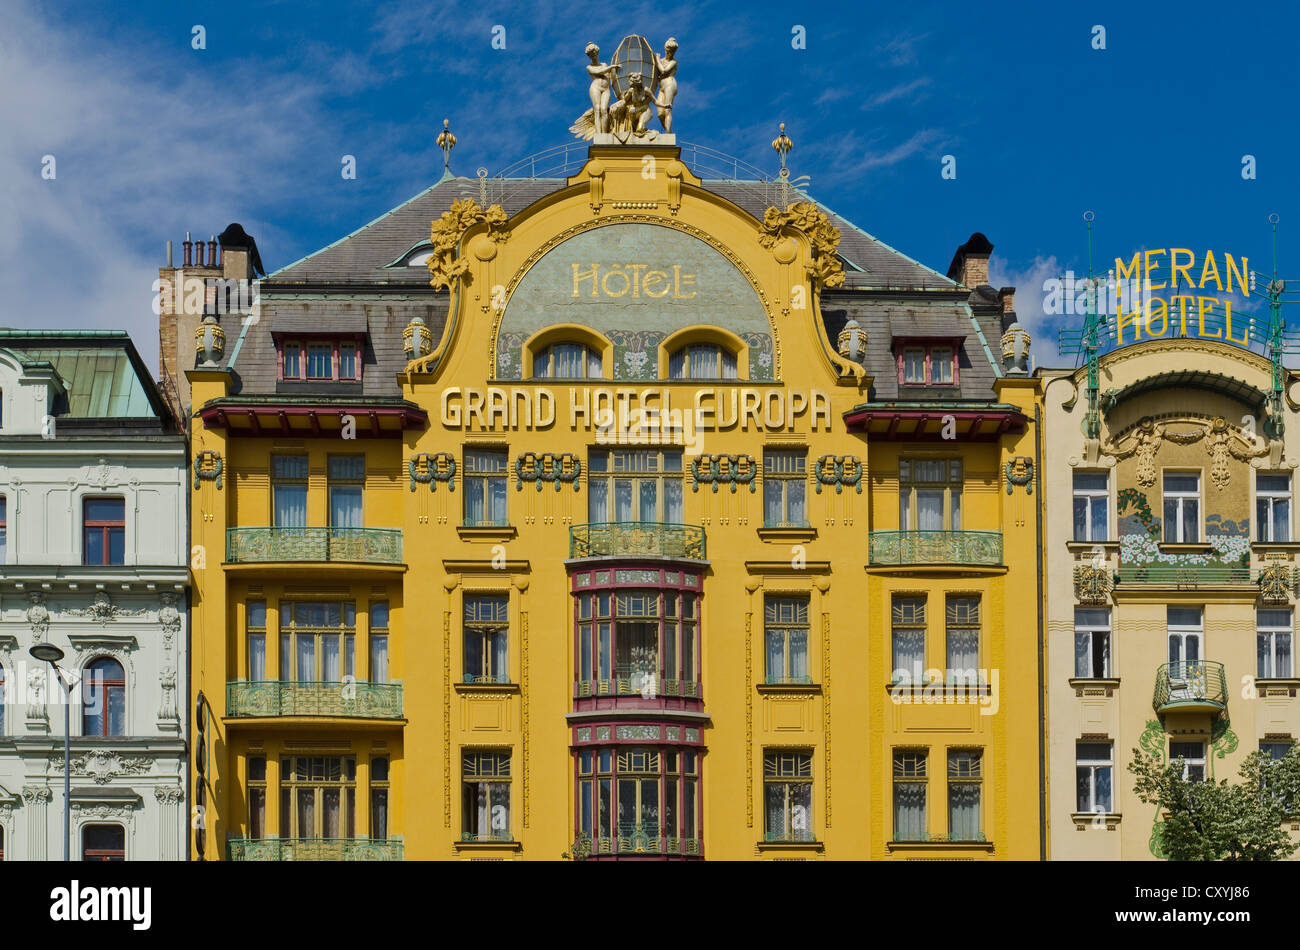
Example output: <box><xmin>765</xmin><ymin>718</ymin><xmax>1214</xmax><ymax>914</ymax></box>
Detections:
<box><xmin>895</xmin><ymin>341</ymin><xmax>960</xmax><ymax>386</ymax></box>
<box><xmin>82</xmin><ymin>824</ymin><xmax>125</xmax><ymax>861</ymax></box>
<box><xmin>82</xmin><ymin>497</ymin><xmax>125</xmax><ymax>566</ymax></box>
<box><xmin>83</xmin><ymin>657</ymin><xmax>126</xmax><ymax>737</ymax></box>
<box><xmin>278</xmin><ymin>337</ymin><xmax>362</xmax><ymax>382</ymax></box>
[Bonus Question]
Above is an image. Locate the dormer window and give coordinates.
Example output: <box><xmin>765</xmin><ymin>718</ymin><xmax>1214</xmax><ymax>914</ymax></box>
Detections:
<box><xmin>279</xmin><ymin>338</ymin><xmax>362</xmax><ymax>382</ymax></box>
<box><xmin>896</xmin><ymin>340</ymin><xmax>959</xmax><ymax>386</ymax></box>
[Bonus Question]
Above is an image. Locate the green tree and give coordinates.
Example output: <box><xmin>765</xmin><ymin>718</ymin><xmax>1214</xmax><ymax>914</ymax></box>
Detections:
<box><xmin>1129</xmin><ymin>745</ymin><xmax>1300</xmax><ymax>860</ymax></box>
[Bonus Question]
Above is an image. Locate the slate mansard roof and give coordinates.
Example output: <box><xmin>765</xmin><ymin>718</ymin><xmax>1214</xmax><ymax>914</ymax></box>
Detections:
<box><xmin>213</xmin><ymin>168</ymin><xmax>1004</xmax><ymax>403</ymax></box>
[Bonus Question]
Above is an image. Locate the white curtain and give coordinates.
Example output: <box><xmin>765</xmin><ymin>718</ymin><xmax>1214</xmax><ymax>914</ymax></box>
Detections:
<box><xmin>249</xmin><ymin>635</ymin><xmax>266</xmax><ymax>681</ymax></box>
<box><xmin>894</xmin><ymin>784</ymin><xmax>925</xmax><ymax>840</ymax></box>
<box><xmin>370</xmin><ymin>636</ymin><xmax>388</xmax><ymax>683</ymax></box>
<box><xmin>274</xmin><ymin>485</ymin><xmax>307</xmax><ymax>527</ymax></box>
<box><xmin>330</xmin><ymin>487</ymin><xmax>362</xmax><ymax>528</ymax></box>
<box><xmin>949</xmin><ymin>784</ymin><xmax>980</xmax><ymax>839</ymax></box>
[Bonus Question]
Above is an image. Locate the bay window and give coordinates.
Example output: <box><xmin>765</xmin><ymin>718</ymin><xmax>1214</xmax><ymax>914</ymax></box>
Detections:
<box><xmin>575</xmin><ymin>588</ymin><xmax>699</xmax><ymax>693</ymax></box>
<box><xmin>280</xmin><ymin>755</ymin><xmax>356</xmax><ymax>838</ymax></box>
<box><xmin>588</xmin><ymin>449</ymin><xmax>683</xmax><ymax>524</ymax></box>
<box><xmin>899</xmin><ymin>459</ymin><xmax>962</xmax><ymax>531</ymax></box>
<box><xmin>278</xmin><ymin>601</ymin><xmax>355</xmax><ymax>682</ymax></box>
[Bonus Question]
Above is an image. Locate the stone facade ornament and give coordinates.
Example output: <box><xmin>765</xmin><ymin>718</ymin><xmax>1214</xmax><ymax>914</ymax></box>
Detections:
<box><xmin>571</xmin><ymin>35</ymin><xmax>677</xmax><ymax>144</ymax></box>
<box><xmin>1005</xmin><ymin>457</ymin><xmax>1035</xmax><ymax>494</ymax></box>
<box><xmin>50</xmin><ymin>750</ymin><xmax>155</xmax><ymax>785</ymax></box>
<box><xmin>158</xmin><ymin>592</ymin><xmax>182</xmax><ymax>639</ymax></box>
<box><xmin>691</xmin><ymin>454</ymin><xmax>757</xmax><ymax>494</ymax></box>
<box><xmin>515</xmin><ymin>453</ymin><xmax>582</xmax><ymax>492</ymax></box>
<box><xmin>1258</xmin><ymin>561</ymin><xmax>1294</xmax><ymax>605</ymax></box>
<box><xmin>192</xmin><ymin>450</ymin><xmax>223</xmax><ymax>489</ymax></box>
<box><xmin>195</xmin><ymin>313</ymin><xmax>225</xmax><ymax>367</ymax></box>
<box><xmin>1104</xmin><ymin>415</ymin><xmax>1269</xmax><ymax>491</ymax></box>
<box><xmin>154</xmin><ymin>785</ymin><xmax>184</xmax><ymax>805</ymax></box>
<box><xmin>422</xmin><ymin>198</ymin><xmax>509</xmax><ymax>295</ymax></box>
<box><xmin>26</xmin><ymin>592</ymin><xmax>49</xmax><ymax>639</ymax></box>
<box><xmin>70</xmin><ymin>802</ymin><xmax>137</xmax><ymax>820</ymax></box>
<box><xmin>757</xmin><ymin>202</ymin><xmax>845</xmax><ymax>289</ymax></box>
<box><xmin>1073</xmin><ymin>562</ymin><xmax>1113</xmax><ymax>605</ymax></box>
<box><xmin>814</xmin><ymin>455</ymin><xmax>863</xmax><ymax>494</ymax></box>
<box><xmin>64</xmin><ymin>591</ymin><xmax>148</xmax><ymax>626</ymax></box>
<box><xmin>403</xmin><ymin>314</ymin><xmax>433</xmax><ymax>361</ymax></box>
<box><xmin>22</xmin><ymin>785</ymin><xmax>52</xmax><ymax>805</ymax></box>
<box><xmin>409</xmin><ymin>452</ymin><xmax>456</xmax><ymax>492</ymax></box>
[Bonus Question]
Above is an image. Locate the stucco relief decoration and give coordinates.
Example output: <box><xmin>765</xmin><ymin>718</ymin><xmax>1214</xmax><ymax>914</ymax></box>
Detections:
<box><xmin>1073</xmin><ymin>562</ymin><xmax>1112</xmax><ymax>604</ymax></box>
<box><xmin>1106</xmin><ymin>415</ymin><xmax>1268</xmax><ymax>491</ymax></box>
<box><xmin>51</xmin><ymin>750</ymin><xmax>155</xmax><ymax>785</ymax></box>
<box><xmin>691</xmin><ymin>454</ymin><xmax>757</xmax><ymax>493</ymax></box>
<box><xmin>154</xmin><ymin>786</ymin><xmax>184</xmax><ymax>805</ymax></box>
<box><xmin>64</xmin><ymin>591</ymin><xmax>147</xmax><ymax>626</ymax></box>
<box><xmin>814</xmin><ymin>455</ymin><xmax>862</xmax><ymax>494</ymax></box>
<box><xmin>158</xmin><ymin>592</ymin><xmax>181</xmax><ymax>641</ymax></box>
<box><xmin>1004</xmin><ymin>457</ymin><xmax>1034</xmax><ymax>494</ymax></box>
<box><xmin>192</xmin><ymin>450</ymin><xmax>224</xmax><ymax>489</ymax></box>
<box><xmin>515</xmin><ymin>452</ymin><xmax>581</xmax><ymax>492</ymax></box>
<box><xmin>70</xmin><ymin>802</ymin><xmax>137</xmax><ymax>820</ymax></box>
<box><xmin>1258</xmin><ymin>561</ymin><xmax>1291</xmax><ymax>604</ymax></box>
<box><xmin>424</xmin><ymin>199</ymin><xmax>508</xmax><ymax>293</ymax></box>
<box><xmin>757</xmin><ymin>202</ymin><xmax>845</xmax><ymax>290</ymax></box>
<box><xmin>409</xmin><ymin>452</ymin><xmax>456</xmax><ymax>492</ymax></box>
<box><xmin>1103</xmin><ymin>417</ymin><xmax>1164</xmax><ymax>487</ymax></box>
<box><xmin>26</xmin><ymin>592</ymin><xmax>50</xmax><ymax>640</ymax></box>
<box><xmin>22</xmin><ymin>786</ymin><xmax>52</xmax><ymax>805</ymax></box>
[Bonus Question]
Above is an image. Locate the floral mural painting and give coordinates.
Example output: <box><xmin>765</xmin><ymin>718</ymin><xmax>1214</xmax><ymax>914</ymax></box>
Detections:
<box><xmin>1116</xmin><ymin>488</ymin><xmax>1250</xmax><ymax>577</ymax></box>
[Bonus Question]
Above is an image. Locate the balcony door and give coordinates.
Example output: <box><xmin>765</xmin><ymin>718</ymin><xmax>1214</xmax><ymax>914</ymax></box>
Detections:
<box><xmin>1167</xmin><ymin>607</ymin><xmax>1204</xmax><ymax>699</ymax></box>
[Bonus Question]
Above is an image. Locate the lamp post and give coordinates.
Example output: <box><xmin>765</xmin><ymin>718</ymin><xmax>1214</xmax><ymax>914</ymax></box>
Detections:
<box><xmin>30</xmin><ymin>643</ymin><xmax>71</xmax><ymax>862</ymax></box>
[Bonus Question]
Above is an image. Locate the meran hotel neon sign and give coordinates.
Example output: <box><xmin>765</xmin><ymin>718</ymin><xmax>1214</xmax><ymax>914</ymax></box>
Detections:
<box><xmin>1112</xmin><ymin>248</ymin><xmax>1253</xmax><ymax>344</ymax></box>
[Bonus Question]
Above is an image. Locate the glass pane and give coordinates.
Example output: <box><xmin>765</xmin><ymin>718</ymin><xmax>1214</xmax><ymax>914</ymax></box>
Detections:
<box><xmin>894</xmin><ymin>784</ymin><xmax>924</xmax><ymax>840</ymax></box>
<box><xmin>330</xmin><ymin>487</ymin><xmax>363</xmax><ymax>528</ymax></box>
<box><xmin>297</xmin><ymin>790</ymin><xmax>315</xmax><ymax>837</ymax></box>
<box><xmin>250</xmin><ymin>634</ymin><xmax>266</xmax><ymax>680</ymax></box>
<box><xmin>322</xmin><ymin>789</ymin><xmax>340</xmax><ymax>837</ymax></box>
<box><xmin>1280</xmin><ymin>634</ymin><xmax>1293</xmax><ymax>677</ymax></box>
<box><xmin>664</xmin><ymin>479</ymin><xmax>682</xmax><ymax>522</ymax></box>
<box><xmin>370</xmin><ymin>636</ymin><xmax>388</xmax><ymax>683</ymax></box>
<box><xmin>790</xmin><ymin>629</ymin><xmax>808</xmax><ymax>680</ymax></box>
<box><xmin>949</xmin><ymin>783</ymin><xmax>980</xmax><ymax>839</ymax></box>
<box><xmin>297</xmin><ymin>637</ymin><xmax>315</xmax><ymax>683</ymax></box>
<box><xmin>85</xmin><ymin>498</ymin><xmax>124</xmax><ymax>521</ymax></box>
<box><xmin>85</xmin><ymin>529</ymin><xmax>104</xmax><ymax>564</ymax></box>
<box><xmin>1090</xmin><ymin>497</ymin><xmax>1107</xmax><ymax>540</ymax></box>
<box><xmin>490</xmin><ymin>783</ymin><xmax>510</xmax><ymax>837</ymax></box>
<box><xmin>765</xmin><ymin>628</ymin><xmax>784</xmax><ymax>681</ymax></box>
<box><xmin>615</xmin><ymin>480</ymin><xmax>633</xmax><ymax>521</ymax></box>
<box><xmin>322</xmin><ymin>636</ymin><xmax>339</xmax><ymax>681</ymax></box>
<box><xmin>1275</xmin><ymin>499</ymin><xmax>1291</xmax><ymax>542</ymax></box>
<box><xmin>1164</xmin><ymin>473</ymin><xmax>1199</xmax><ymax>492</ymax></box>
<box><xmin>917</xmin><ymin>492</ymin><xmax>943</xmax><ymax>531</ymax></box>
<box><xmin>1096</xmin><ymin>766</ymin><xmax>1112</xmax><ymax>810</ymax></box>
<box><xmin>1258</xmin><ymin>632</ymin><xmax>1273</xmax><ymax>678</ymax></box>
<box><xmin>639</xmin><ymin>480</ymin><xmax>657</xmax><ymax>521</ymax></box>
<box><xmin>1182</xmin><ymin>500</ymin><xmax>1199</xmax><ymax>543</ymax></box>
<box><xmin>107</xmin><ymin>528</ymin><xmax>125</xmax><ymax>565</ymax></box>
<box><xmin>788</xmin><ymin>479</ymin><xmax>806</xmax><ymax>525</ymax></box>
<box><xmin>588</xmin><ymin>479</ymin><xmax>608</xmax><ymax>522</ymax></box>
<box><xmin>274</xmin><ymin>485</ymin><xmax>308</xmax><ymax>528</ymax></box>
<box><xmin>465</xmin><ymin>629</ymin><xmax>483</xmax><ymax>679</ymax></box>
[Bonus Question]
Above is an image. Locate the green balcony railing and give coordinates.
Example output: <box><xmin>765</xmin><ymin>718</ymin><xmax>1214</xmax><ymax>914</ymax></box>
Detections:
<box><xmin>569</xmin><ymin>522</ymin><xmax>706</xmax><ymax>560</ymax></box>
<box><xmin>868</xmin><ymin>530</ymin><xmax>1002</xmax><ymax>566</ymax></box>
<box><xmin>763</xmin><ymin>829</ymin><xmax>817</xmax><ymax>843</ymax></box>
<box><xmin>226</xmin><ymin>527</ymin><xmax>402</xmax><ymax>564</ymax></box>
<box><xmin>570</xmin><ymin>831</ymin><xmax>701</xmax><ymax>859</ymax></box>
<box><xmin>227</xmin><ymin>837</ymin><xmax>404</xmax><ymax>861</ymax></box>
<box><xmin>576</xmin><ymin>678</ymin><xmax>702</xmax><ymax>699</ymax></box>
<box><xmin>1154</xmin><ymin>661</ymin><xmax>1228</xmax><ymax>714</ymax></box>
<box><xmin>891</xmin><ymin>831</ymin><xmax>988</xmax><ymax>844</ymax></box>
<box><xmin>227</xmin><ymin>680</ymin><xmax>404</xmax><ymax>719</ymax></box>
<box><xmin>1117</xmin><ymin>564</ymin><xmax>1251</xmax><ymax>585</ymax></box>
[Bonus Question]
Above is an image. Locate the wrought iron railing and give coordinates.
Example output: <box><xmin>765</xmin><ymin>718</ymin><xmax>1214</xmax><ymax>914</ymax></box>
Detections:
<box><xmin>227</xmin><ymin>837</ymin><xmax>404</xmax><ymax>861</ymax></box>
<box><xmin>460</xmin><ymin>830</ymin><xmax>513</xmax><ymax>843</ymax></box>
<box><xmin>764</xmin><ymin>674</ymin><xmax>815</xmax><ymax>686</ymax></box>
<box><xmin>868</xmin><ymin>530</ymin><xmax>1003</xmax><ymax>566</ymax></box>
<box><xmin>891</xmin><ymin>831</ymin><xmax>988</xmax><ymax>844</ymax></box>
<box><xmin>763</xmin><ymin>829</ymin><xmax>817</xmax><ymax>843</ymax></box>
<box><xmin>570</xmin><ymin>831</ymin><xmax>701</xmax><ymax>859</ymax></box>
<box><xmin>1117</xmin><ymin>564</ymin><xmax>1251</xmax><ymax>585</ymax></box>
<box><xmin>576</xmin><ymin>678</ymin><xmax>702</xmax><ymax>699</ymax></box>
<box><xmin>1154</xmin><ymin>661</ymin><xmax>1228</xmax><ymax>712</ymax></box>
<box><xmin>463</xmin><ymin>672</ymin><xmax>512</xmax><ymax>685</ymax></box>
<box><xmin>227</xmin><ymin>680</ymin><xmax>403</xmax><ymax>718</ymax></box>
<box><xmin>226</xmin><ymin>527</ymin><xmax>402</xmax><ymax>564</ymax></box>
<box><xmin>569</xmin><ymin>522</ymin><xmax>706</xmax><ymax>560</ymax></box>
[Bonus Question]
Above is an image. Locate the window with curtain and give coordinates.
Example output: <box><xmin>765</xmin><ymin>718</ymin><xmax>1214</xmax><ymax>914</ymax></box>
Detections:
<box><xmin>893</xmin><ymin>750</ymin><xmax>927</xmax><ymax>841</ymax></box>
<box><xmin>899</xmin><ymin>459</ymin><xmax>962</xmax><ymax>531</ymax></box>
<box><xmin>764</xmin><ymin>596</ymin><xmax>810</xmax><ymax>684</ymax></box>
<box><xmin>280</xmin><ymin>756</ymin><xmax>356</xmax><ymax>838</ymax></box>
<box><xmin>588</xmin><ymin>449</ymin><xmax>683</xmax><ymax>524</ymax></box>
<box><xmin>1258</xmin><ymin>608</ymin><xmax>1293</xmax><ymax>678</ymax></box>
<box><xmin>668</xmin><ymin>343</ymin><xmax>737</xmax><ymax>380</ymax></box>
<box><xmin>615</xmin><ymin>748</ymin><xmax>662</xmax><ymax>842</ymax></box>
<box><xmin>464</xmin><ymin>450</ymin><xmax>508</xmax><ymax>526</ymax></box>
<box><xmin>534</xmin><ymin>342</ymin><xmax>601</xmax><ymax>378</ymax></box>
<box><xmin>371</xmin><ymin>756</ymin><xmax>390</xmax><ymax>839</ymax></box>
<box><xmin>1076</xmin><ymin>742</ymin><xmax>1112</xmax><ymax>813</ymax></box>
<box><xmin>83</xmin><ymin>657</ymin><xmax>126</xmax><ymax>737</ymax></box>
<box><xmin>464</xmin><ymin>594</ymin><xmax>509</xmax><ymax>683</ymax></box>
<box><xmin>891</xmin><ymin>596</ymin><xmax>926</xmax><ymax>684</ymax></box>
<box><xmin>83</xmin><ymin>497</ymin><xmax>125</xmax><ymax>565</ymax></box>
<box><xmin>1258</xmin><ymin>473</ymin><xmax>1292</xmax><ymax>542</ymax></box>
<box><xmin>462</xmin><ymin>751</ymin><xmax>511</xmax><ymax>841</ymax></box>
<box><xmin>248</xmin><ymin>756</ymin><xmax>266</xmax><ymax>838</ymax></box>
<box><xmin>328</xmin><ymin>456</ymin><xmax>364</xmax><ymax>528</ymax></box>
<box><xmin>247</xmin><ymin>600</ymin><xmax>267</xmax><ymax>681</ymax></box>
<box><xmin>278</xmin><ymin>601</ymin><xmax>355</xmax><ymax>682</ymax></box>
<box><xmin>902</xmin><ymin>347</ymin><xmax>926</xmax><ymax>383</ymax></box>
<box><xmin>763</xmin><ymin>751</ymin><xmax>813</xmax><ymax>841</ymax></box>
<box><xmin>763</xmin><ymin>450</ymin><xmax>808</xmax><ymax>528</ymax></box>
<box><xmin>282</xmin><ymin>343</ymin><xmax>301</xmax><ymax>379</ymax></box>
<box><xmin>574</xmin><ymin>589</ymin><xmax>699</xmax><ymax>691</ymax></box>
<box><xmin>948</xmin><ymin>750</ymin><xmax>982</xmax><ymax>841</ymax></box>
<box><xmin>370</xmin><ymin>601</ymin><xmax>390</xmax><ymax>683</ymax></box>
<box><xmin>1170</xmin><ymin>741</ymin><xmax>1206</xmax><ymax>782</ymax></box>
<box><xmin>1073</xmin><ymin>471</ymin><xmax>1109</xmax><ymax>541</ymax></box>
<box><xmin>945</xmin><ymin>596</ymin><xmax>980</xmax><ymax>683</ymax></box>
<box><xmin>82</xmin><ymin>825</ymin><xmax>125</xmax><ymax>861</ymax></box>
<box><xmin>271</xmin><ymin>455</ymin><xmax>308</xmax><ymax>528</ymax></box>
<box><xmin>306</xmin><ymin>343</ymin><xmax>332</xmax><ymax>379</ymax></box>
<box><xmin>1162</xmin><ymin>471</ymin><xmax>1200</xmax><ymax>543</ymax></box>
<box><xmin>1074</xmin><ymin>608</ymin><xmax>1111</xmax><ymax>678</ymax></box>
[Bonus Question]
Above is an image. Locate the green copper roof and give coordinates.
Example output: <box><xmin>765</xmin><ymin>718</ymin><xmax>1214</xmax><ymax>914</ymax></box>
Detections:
<box><xmin>19</xmin><ymin>348</ymin><xmax>155</xmax><ymax>417</ymax></box>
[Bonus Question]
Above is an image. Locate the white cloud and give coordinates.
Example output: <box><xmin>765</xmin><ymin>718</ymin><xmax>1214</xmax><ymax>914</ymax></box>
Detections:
<box><xmin>989</xmin><ymin>253</ymin><xmax>1069</xmax><ymax>370</ymax></box>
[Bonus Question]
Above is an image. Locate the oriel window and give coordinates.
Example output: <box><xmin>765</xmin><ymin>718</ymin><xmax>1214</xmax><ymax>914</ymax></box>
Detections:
<box><xmin>899</xmin><ymin>459</ymin><xmax>962</xmax><ymax>531</ymax></box>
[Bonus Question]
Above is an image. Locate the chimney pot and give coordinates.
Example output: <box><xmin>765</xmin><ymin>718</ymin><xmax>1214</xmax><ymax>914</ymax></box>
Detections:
<box><xmin>183</xmin><ymin>234</ymin><xmax>193</xmax><ymax>267</ymax></box>
<box><xmin>999</xmin><ymin>286</ymin><xmax>1015</xmax><ymax>313</ymax></box>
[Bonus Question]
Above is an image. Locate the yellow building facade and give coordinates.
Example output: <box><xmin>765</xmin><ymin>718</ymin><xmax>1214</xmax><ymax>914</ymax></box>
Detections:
<box><xmin>1045</xmin><ymin>332</ymin><xmax>1300</xmax><ymax>858</ymax></box>
<box><xmin>183</xmin><ymin>136</ymin><xmax>1046</xmax><ymax>859</ymax></box>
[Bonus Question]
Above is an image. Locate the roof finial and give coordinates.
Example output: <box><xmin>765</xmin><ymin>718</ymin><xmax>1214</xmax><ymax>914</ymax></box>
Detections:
<box><xmin>772</xmin><ymin>122</ymin><xmax>794</xmax><ymax>206</ymax></box>
<box><xmin>437</xmin><ymin>118</ymin><xmax>457</xmax><ymax>182</ymax></box>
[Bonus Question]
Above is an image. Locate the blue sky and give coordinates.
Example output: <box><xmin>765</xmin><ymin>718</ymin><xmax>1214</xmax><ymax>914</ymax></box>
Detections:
<box><xmin>2</xmin><ymin>0</ymin><xmax>1297</xmax><ymax>371</ymax></box>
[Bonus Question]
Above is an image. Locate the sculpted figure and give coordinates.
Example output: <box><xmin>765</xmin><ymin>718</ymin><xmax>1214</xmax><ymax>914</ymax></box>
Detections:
<box><xmin>654</xmin><ymin>38</ymin><xmax>678</xmax><ymax>133</ymax></box>
<box><xmin>585</xmin><ymin>43</ymin><xmax>620</xmax><ymax>134</ymax></box>
<box><xmin>609</xmin><ymin>73</ymin><xmax>655</xmax><ymax>143</ymax></box>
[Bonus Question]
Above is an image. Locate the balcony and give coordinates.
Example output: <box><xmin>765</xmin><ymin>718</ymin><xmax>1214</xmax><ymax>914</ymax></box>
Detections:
<box><xmin>576</xmin><ymin>677</ymin><xmax>702</xmax><ymax>699</ymax></box>
<box><xmin>226</xmin><ymin>527</ymin><xmax>402</xmax><ymax>564</ymax></box>
<box><xmin>1154</xmin><ymin>661</ymin><xmax>1227</xmax><ymax>715</ymax></box>
<box><xmin>868</xmin><ymin>530</ymin><xmax>1002</xmax><ymax>567</ymax></box>
<box><xmin>227</xmin><ymin>680</ymin><xmax>404</xmax><ymax>719</ymax></box>
<box><xmin>227</xmin><ymin>837</ymin><xmax>404</xmax><ymax>861</ymax></box>
<box><xmin>570</xmin><ymin>827</ymin><xmax>702</xmax><ymax>859</ymax></box>
<box><xmin>569</xmin><ymin>522</ymin><xmax>706</xmax><ymax>560</ymax></box>
<box><xmin>1117</xmin><ymin>564</ymin><xmax>1251</xmax><ymax>586</ymax></box>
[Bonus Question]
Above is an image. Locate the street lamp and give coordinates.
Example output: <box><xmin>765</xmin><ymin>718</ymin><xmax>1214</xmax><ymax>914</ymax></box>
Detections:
<box><xmin>29</xmin><ymin>643</ymin><xmax>71</xmax><ymax>862</ymax></box>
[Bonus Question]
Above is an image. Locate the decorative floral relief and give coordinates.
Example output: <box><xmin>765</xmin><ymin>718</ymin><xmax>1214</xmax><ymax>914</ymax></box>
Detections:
<box><xmin>608</xmin><ymin>330</ymin><xmax>663</xmax><ymax>381</ymax></box>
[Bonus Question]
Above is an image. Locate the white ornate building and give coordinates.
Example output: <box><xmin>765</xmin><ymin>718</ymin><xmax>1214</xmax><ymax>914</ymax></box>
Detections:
<box><xmin>0</xmin><ymin>331</ymin><xmax>188</xmax><ymax>860</ymax></box>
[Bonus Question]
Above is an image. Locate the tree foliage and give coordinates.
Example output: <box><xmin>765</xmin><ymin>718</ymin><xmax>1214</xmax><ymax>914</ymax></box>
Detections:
<box><xmin>1129</xmin><ymin>745</ymin><xmax>1300</xmax><ymax>861</ymax></box>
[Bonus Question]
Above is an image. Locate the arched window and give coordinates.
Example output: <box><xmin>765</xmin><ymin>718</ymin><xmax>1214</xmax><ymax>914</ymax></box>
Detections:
<box><xmin>83</xmin><ymin>658</ymin><xmax>126</xmax><ymax>737</ymax></box>
<box><xmin>534</xmin><ymin>343</ymin><xmax>601</xmax><ymax>379</ymax></box>
<box><xmin>669</xmin><ymin>343</ymin><xmax>737</xmax><ymax>380</ymax></box>
<box><xmin>82</xmin><ymin>824</ymin><xmax>125</xmax><ymax>861</ymax></box>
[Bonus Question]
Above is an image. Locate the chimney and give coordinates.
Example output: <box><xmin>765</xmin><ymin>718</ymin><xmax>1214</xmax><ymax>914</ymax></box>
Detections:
<box><xmin>183</xmin><ymin>232</ymin><xmax>193</xmax><ymax>266</ymax></box>
<box><xmin>946</xmin><ymin>232</ymin><xmax>995</xmax><ymax>289</ymax></box>
<box><xmin>999</xmin><ymin>286</ymin><xmax>1015</xmax><ymax>314</ymax></box>
<box><xmin>218</xmin><ymin>223</ymin><xmax>265</xmax><ymax>281</ymax></box>
<box><xmin>196</xmin><ymin>238</ymin><xmax>205</xmax><ymax>267</ymax></box>
<box><xmin>208</xmin><ymin>236</ymin><xmax>218</xmax><ymax>268</ymax></box>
